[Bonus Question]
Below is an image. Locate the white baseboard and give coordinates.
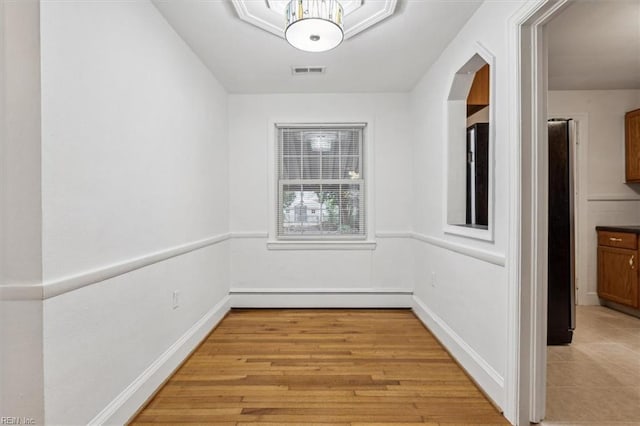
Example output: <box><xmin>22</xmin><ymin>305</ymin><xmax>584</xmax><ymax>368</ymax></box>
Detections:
<box><xmin>411</xmin><ymin>295</ymin><xmax>505</xmax><ymax>410</ymax></box>
<box><xmin>88</xmin><ymin>295</ymin><xmax>231</xmax><ymax>426</ymax></box>
<box><xmin>230</xmin><ymin>290</ymin><xmax>413</xmax><ymax>308</ymax></box>
<box><xmin>587</xmin><ymin>193</ymin><xmax>640</xmax><ymax>201</ymax></box>
<box><xmin>580</xmin><ymin>291</ymin><xmax>600</xmax><ymax>306</ymax></box>
<box><xmin>86</xmin><ymin>292</ymin><xmax>508</xmax><ymax>424</ymax></box>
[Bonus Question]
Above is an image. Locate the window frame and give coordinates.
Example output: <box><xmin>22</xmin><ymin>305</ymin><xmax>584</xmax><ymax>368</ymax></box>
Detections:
<box><xmin>267</xmin><ymin>122</ymin><xmax>376</xmax><ymax>250</ymax></box>
<box><xmin>443</xmin><ymin>43</ymin><xmax>496</xmax><ymax>242</ymax></box>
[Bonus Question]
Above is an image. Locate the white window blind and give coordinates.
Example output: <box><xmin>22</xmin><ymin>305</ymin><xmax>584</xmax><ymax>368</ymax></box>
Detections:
<box><xmin>277</xmin><ymin>125</ymin><xmax>365</xmax><ymax>239</ymax></box>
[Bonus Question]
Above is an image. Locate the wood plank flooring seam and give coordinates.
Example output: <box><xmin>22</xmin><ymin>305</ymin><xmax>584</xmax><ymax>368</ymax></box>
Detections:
<box><xmin>130</xmin><ymin>309</ymin><xmax>507</xmax><ymax>425</ymax></box>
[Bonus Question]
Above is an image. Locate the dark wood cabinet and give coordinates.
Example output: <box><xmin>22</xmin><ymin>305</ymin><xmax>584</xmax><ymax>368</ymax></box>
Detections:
<box><xmin>625</xmin><ymin>108</ymin><xmax>640</xmax><ymax>182</ymax></box>
<box><xmin>597</xmin><ymin>229</ymin><xmax>639</xmax><ymax>308</ymax></box>
<box><xmin>466</xmin><ymin>64</ymin><xmax>489</xmax><ymax>117</ymax></box>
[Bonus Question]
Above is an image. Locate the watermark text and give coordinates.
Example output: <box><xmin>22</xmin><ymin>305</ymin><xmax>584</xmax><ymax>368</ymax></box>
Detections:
<box><xmin>0</xmin><ymin>417</ymin><xmax>36</xmax><ymax>425</ymax></box>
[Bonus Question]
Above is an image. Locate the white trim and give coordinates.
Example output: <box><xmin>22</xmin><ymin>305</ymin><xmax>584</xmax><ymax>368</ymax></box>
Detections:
<box><xmin>443</xmin><ymin>224</ymin><xmax>493</xmax><ymax>242</ymax></box>
<box><xmin>0</xmin><ymin>284</ymin><xmax>43</xmax><ymax>301</ymax></box>
<box><xmin>583</xmin><ymin>291</ymin><xmax>600</xmax><ymax>306</ymax></box>
<box><xmin>506</xmin><ymin>1</ymin><xmax>561</xmax><ymax>423</ymax></box>
<box><xmin>230</xmin><ymin>232</ymin><xmax>269</xmax><ymax>239</ymax></box>
<box><xmin>587</xmin><ymin>193</ymin><xmax>640</xmax><ymax>202</ymax></box>
<box><xmin>89</xmin><ymin>295</ymin><xmax>231</xmax><ymax>426</ymax></box>
<box><xmin>274</xmin><ymin>124</ymin><xmax>368</xmax><ymax>241</ymax></box>
<box><xmin>375</xmin><ymin>231</ymin><xmax>413</xmax><ymax>238</ymax></box>
<box><xmin>505</xmin><ymin>4</ymin><xmax>524</xmax><ymax>421</ymax></box>
<box><xmin>1</xmin><ymin>231</ymin><xmax>416</xmax><ymax>301</ymax></box>
<box><xmin>343</xmin><ymin>1</ymin><xmax>397</xmax><ymax>39</ymax></box>
<box><xmin>230</xmin><ymin>291</ymin><xmax>411</xmax><ymax>308</ymax></box>
<box><xmin>230</xmin><ymin>287</ymin><xmax>412</xmax><ymax>294</ymax></box>
<box><xmin>367</xmin><ymin>121</ymin><xmax>376</xmax><ymax>243</ymax></box>
<box><xmin>275</xmin><ymin>122</ymin><xmax>368</xmax><ymax>129</ymax></box>
<box><xmin>511</xmin><ymin>1</ymin><xmax>571</xmax><ymax>424</ymax></box>
<box><xmin>268</xmin><ymin>121</ymin><xmax>278</xmax><ymax>242</ymax></box>
<box><xmin>230</xmin><ymin>0</ymin><xmax>283</xmax><ymax>38</ymax></box>
<box><xmin>268</xmin><ymin>117</ymin><xmax>376</xmax><ymax>246</ymax></box>
<box><xmin>411</xmin><ymin>295</ymin><xmax>504</xmax><ymax>406</ymax></box>
<box><xmin>529</xmin><ymin>3</ymin><xmax>571</xmax><ymax>424</ymax></box>
<box><xmin>43</xmin><ymin>234</ymin><xmax>231</xmax><ymax>299</ymax></box>
<box><xmin>233</xmin><ymin>231</ymin><xmax>410</xmax><ymax>240</ymax></box>
<box><xmin>411</xmin><ymin>232</ymin><xmax>506</xmax><ymax>267</ymax></box>
<box><xmin>267</xmin><ymin>240</ymin><xmax>376</xmax><ymax>250</ymax></box>
<box><xmin>0</xmin><ymin>233</ymin><xmax>231</xmax><ymax>301</ymax></box>
<box><xmin>230</xmin><ymin>0</ymin><xmax>397</xmax><ymax>41</ymax></box>
<box><xmin>443</xmin><ymin>42</ymin><xmax>496</xmax><ymax>243</ymax></box>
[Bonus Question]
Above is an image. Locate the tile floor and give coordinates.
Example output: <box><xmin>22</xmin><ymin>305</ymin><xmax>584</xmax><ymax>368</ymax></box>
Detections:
<box><xmin>544</xmin><ymin>305</ymin><xmax>640</xmax><ymax>425</ymax></box>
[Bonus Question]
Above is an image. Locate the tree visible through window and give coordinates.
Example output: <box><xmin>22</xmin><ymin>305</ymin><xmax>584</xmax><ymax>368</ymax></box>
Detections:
<box><xmin>277</xmin><ymin>125</ymin><xmax>365</xmax><ymax>239</ymax></box>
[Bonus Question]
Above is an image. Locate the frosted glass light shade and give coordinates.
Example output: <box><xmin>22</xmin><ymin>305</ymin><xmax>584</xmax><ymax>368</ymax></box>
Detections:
<box><xmin>285</xmin><ymin>0</ymin><xmax>344</xmax><ymax>52</ymax></box>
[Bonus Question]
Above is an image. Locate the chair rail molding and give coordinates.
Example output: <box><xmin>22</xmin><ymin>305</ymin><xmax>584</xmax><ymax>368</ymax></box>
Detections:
<box><xmin>0</xmin><ymin>233</ymin><xmax>232</xmax><ymax>301</ymax></box>
<box><xmin>411</xmin><ymin>232</ymin><xmax>506</xmax><ymax>267</ymax></box>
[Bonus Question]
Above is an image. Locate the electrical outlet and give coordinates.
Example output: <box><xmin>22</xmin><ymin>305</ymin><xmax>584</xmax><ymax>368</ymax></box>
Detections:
<box><xmin>172</xmin><ymin>290</ymin><xmax>180</xmax><ymax>309</ymax></box>
<box><xmin>430</xmin><ymin>272</ymin><xmax>437</xmax><ymax>288</ymax></box>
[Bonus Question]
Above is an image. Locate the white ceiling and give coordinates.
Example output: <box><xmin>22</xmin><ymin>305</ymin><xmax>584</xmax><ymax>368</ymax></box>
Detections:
<box><xmin>152</xmin><ymin>0</ymin><xmax>483</xmax><ymax>93</ymax></box>
<box><xmin>232</xmin><ymin>0</ymin><xmax>397</xmax><ymax>41</ymax></box>
<box><xmin>547</xmin><ymin>0</ymin><xmax>640</xmax><ymax>90</ymax></box>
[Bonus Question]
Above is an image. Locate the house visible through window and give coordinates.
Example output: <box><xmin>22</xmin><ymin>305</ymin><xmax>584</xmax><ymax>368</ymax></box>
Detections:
<box><xmin>277</xmin><ymin>125</ymin><xmax>365</xmax><ymax>239</ymax></box>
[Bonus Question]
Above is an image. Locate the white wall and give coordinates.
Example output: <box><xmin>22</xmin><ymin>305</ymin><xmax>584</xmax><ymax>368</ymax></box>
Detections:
<box><xmin>228</xmin><ymin>93</ymin><xmax>414</xmax><ymax>300</ymax></box>
<box><xmin>1</xmin><ymin>0</ymin><xmax>42</xmax><ymax>287</ymax></box>
<box><xmin>2</xmin><ymin>1</ymin><xmax>585</xmax><ymax>424</ymax></box>
<box><xmin>549</xmin><ymin>90</ymin><xmax>640</xmax><ymax>305</ymax></box>
<box><xmin>38</xmin><ymin>1</ymin><xmax>229</xmax><ymax>424</ymax></box>
<box><xmin>409</xmin><ymin>1</ymin><xmax>527</xmax><ymax>412</ymax></box>
<box><xmin>0</xmin><ymin>1</ymin><xmax>45</xmax><ymax>423</ymax></box>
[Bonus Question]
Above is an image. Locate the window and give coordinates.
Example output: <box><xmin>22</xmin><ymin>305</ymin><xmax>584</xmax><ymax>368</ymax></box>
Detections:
<box><xmin>277</xmin><ymin>125</ymin><xmax>365</xmax><ymax>240</ymax></box>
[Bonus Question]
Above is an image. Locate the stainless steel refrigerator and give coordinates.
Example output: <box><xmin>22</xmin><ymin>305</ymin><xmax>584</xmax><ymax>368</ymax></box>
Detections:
<box><xmin>466</xmin><ymin>123</ymin><xmax>489</xmax><ymax>227</ymax></box>
<box><xmin>547</xmin><ymin>118</ymin><xmax>576</xmax><ymax>345</ymax></box>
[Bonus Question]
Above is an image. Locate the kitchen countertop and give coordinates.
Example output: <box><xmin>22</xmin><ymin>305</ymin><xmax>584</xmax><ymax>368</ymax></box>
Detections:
<box><xmin>596</xmin><ymin>225</ymin><xmax>640</xmax><ymax>234</ymax></box>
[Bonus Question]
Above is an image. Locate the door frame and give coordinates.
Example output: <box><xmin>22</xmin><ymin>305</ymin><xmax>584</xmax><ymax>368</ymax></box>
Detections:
<box><xmin>506</xmin><ymin>0</ymin><xmax>572</xmax><ymax>423</ymax></box>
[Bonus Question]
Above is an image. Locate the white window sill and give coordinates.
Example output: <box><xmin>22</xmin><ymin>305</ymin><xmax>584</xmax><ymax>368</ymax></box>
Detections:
<box><xmin>443</xmin><ymin>223</ymin><xmax>494</xmax><ymax>242</ymax></box>
<box><xmin>267</xmin><ymin>240</ymin><xmax>377</xmax><ymax>251</ymax></box>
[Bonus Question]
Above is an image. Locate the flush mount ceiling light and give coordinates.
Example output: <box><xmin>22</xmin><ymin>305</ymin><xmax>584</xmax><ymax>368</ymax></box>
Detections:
<box><xmin>232</xmin><ymin>0</ymin><xmax>397</xmax><ymax>45</ymax></box>
<box><xmin>285</xmin><ymin>0</ymin><xmax>344</xmax><ymax>52</ymax></box>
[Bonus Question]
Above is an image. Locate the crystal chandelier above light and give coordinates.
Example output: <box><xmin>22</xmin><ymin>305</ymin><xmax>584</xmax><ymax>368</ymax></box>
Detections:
<box><xmin>285</xmin><ymin>0</ymin><xmax>344</xmax><ymax>52</ymax></box>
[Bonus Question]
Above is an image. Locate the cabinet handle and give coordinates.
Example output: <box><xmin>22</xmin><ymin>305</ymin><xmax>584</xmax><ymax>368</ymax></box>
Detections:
<box><xmin>630</xmin><ymin>255</ymin><xmax>635</xmax><ymax>269</ymax></box>
<box><xmin>610</xmin><ymin>237</ymin><xmax>623</xmax><ymax>242</ymax></box>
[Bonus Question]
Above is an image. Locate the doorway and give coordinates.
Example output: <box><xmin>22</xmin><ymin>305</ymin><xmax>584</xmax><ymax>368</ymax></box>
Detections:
<box><xmin>544</xmin><ymin>1</ymin><xmax>640</xmax><ymax>423</ymax></box>
<box><xmin>517</xmin><ymin>0</ymin><xmax>640</xmax><ymax>423</ymax></box>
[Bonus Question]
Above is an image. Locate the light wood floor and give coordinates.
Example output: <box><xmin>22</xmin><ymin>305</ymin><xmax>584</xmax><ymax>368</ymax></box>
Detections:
<box><xmin>131</xmin><ymin>309</ymin><xmax>508</xmax><ymax>425</ymax></box>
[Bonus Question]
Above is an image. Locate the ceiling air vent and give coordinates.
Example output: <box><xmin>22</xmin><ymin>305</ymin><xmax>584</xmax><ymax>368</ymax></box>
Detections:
<box><xmin>292</xmin><ymin>66</ymin><xmax>326</xmax><ymax>75</ymax></box>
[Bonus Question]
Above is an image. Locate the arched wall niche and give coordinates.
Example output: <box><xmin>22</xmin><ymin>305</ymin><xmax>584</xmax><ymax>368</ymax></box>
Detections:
<box><xmin>444</xmin><ymin>44</ymin><xmax>495</xmax><ymax>242</ymax></box>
